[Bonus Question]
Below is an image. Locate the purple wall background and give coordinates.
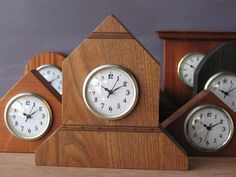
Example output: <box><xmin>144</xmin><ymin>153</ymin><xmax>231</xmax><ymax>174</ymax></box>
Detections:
<box><xmin>0</xmin><ymin>0</ymin><xmax>236</xmax><ymax>97</ymax></box>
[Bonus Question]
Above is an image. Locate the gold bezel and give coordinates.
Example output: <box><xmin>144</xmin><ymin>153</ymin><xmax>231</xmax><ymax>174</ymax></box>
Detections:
<box><xmin>4</xmin><ymin>93</ymin><xmax>53</xmax><ymax>141</ymax></box>
<box><xmin>184</xmin><ymin>104</ymin><xmax>234</xmax><ymax>153</ymax></box>
<box><xmin>204</xmin><ymin>71</ymin><xmax>236</xmax><ymax>112</ymax></box>
<box><xmin>82</xmin><ymin>64</ymin><xmax>139</xmax><ymax>120</ymax></box>
<box><xmin>177</xmin><ymin>52</ymin><xmax>205</xmax><ymax>87</ymax></box>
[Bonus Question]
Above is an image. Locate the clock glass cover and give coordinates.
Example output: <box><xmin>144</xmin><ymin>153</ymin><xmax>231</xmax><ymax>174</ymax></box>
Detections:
<box><xmin>37</xmin><ymin>65</ymin><xmax>62</xmax><ymax>95</ymax></box>
<box><xmin>178</xmin><ymin>53</ymin><xmax>205</xmax><ymax>87</ymax></box>
<box><xmin>83</xmin><ymin>64</ymin><xmax>139</xmax><ymax>120</ymax></box>
<box><xmin>184</xmin><ymin>105</ymin><xmax>234</xmax><ymax>152</ymax></box>
<box><xmin>204</xmin><ymin>72</ymin><xmax>236</xmax><ymax>112</ymax></box>
<box><xmin>4</xmin><ymin>93</ymin><xmax>52</xmax><ymax>140</ymax></box>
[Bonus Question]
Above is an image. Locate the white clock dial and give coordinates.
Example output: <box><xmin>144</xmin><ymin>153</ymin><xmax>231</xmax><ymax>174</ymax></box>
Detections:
<box><xmin>37</xmin><ymin>65</ymin><xmax>62</xmax><ymax>95</ymax></box>
<box><xmin>184</xmin><ymin>105</ymin><xmax>234</xmax><ymax>152</ymax></box>
<box><xmin>4</xmin><ymin>93</ymin><xmax>52</xmax><ymax>140</ymax></box>
<box><xmin>83</xmin><ymin>64</ymin><xmax>139</xmax><ymax>120</ymax></box>
<box><xmin>178</xmin><ymin>53</ymin><xmax>205</xmax><ymax>87</ymax></box>
<box><xmin>205</xmin><ymin>72</ymin><xmax>236</xmax><ymax>111</ymax></box>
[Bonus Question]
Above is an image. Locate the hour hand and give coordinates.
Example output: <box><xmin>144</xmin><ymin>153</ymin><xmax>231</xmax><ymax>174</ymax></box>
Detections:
<box><xmin>101</xmin><ymin>86</ymin><xmax>110</xmax><ymax>92</ymax></box>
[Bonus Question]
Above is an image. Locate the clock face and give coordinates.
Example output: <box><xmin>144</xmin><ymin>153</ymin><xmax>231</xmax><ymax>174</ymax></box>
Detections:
<box><xmin>83</xmin><ymin>64</ymin><xmax>139</xmax><ymax>120</ymax></box>
<box><xmin>178</xmin><ymin>53</ymin><xmax>205</xmax><ymax>87</ymax></box>
<box><xmin>37</xmin><ymin>65</ymin><xmax>62</xmax><ymax>95</ymax></box>
<box><xmin>184</xmin><ymin>105</ymin><xmax>234</xmax><ymax>152</ymax></box>
<box><xmin>4</xmin><ymin>93</ymin><xmax>52</xmax><ymax>140</ymax></box>
<box><xmin>205</xmin><ymin>72</ymin><xmax>236</xmax><ymax>112</ymax></box>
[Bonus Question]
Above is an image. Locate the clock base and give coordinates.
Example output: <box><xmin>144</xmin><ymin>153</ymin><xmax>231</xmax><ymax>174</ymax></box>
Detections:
<box><xmin>35</xmin><ymin>125</ymin><xmax>188</xmax><ymax>171</ymax></box>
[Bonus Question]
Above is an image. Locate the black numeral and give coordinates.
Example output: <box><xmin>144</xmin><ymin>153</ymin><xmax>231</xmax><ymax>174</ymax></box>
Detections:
<box><xmin>207</xmin><ymin>112</ymin><xmax>212</xmax><ymax>117</ymax></box>
<box><xmin>94</xmin><ymin>97</ymin><xmax>98</xmax><ymax>103</ymax></box>
<box><xmin>26</xmin><ymin>101</ymin><xmax>30</xmax><ymax>105</ymax></box>
<box><xmin>123</xmin><ymin>98</ymin><xmax>127</xmax><ymax>103</ymax></box>
<box><xmin>123</xmin><ymin>81</ymin><xmax>128</xmax><ymax>87</ymax></box>
<box><xmin>42</xmin><ymin>114</ymin><xmax>46</xmax><ymax>119</ymax></box>
<box><xmin>21</xmin><ymin>126</ymin><xmax>24</xmax><ymax>131</ymax></box>
<box><xmin>108</xmin><ymin>73</ymin><xmax>113</xmax><ymax>79</ymax></box>
<box><xmin>109</xmin><ymin>106</ymin><xmax>112</xmax><ymax>112</ymax></box>
<box><xmin>101</xmin><ymin>103</ymin><xmax>105</xmax><ymax>109</ymax></box>
<box><xmin>39</xmin><ymin>107</ymin><xmax>42</xmax><ymax>111</ymax></box>
<box><xmin>35</xmin><ymin>126</ymin><xmax>38</xmax><ymax>131</ymax></box>
<box><xmin>126</xmin><ymin>89</ymin><xmax>131</xmax><ymax>96</ymax></box>
<box><xmin>117</xmin><ymin>103</ymin><xmax>121</xmax><ymax>109</ymax></box>
<box><xmin>28</xmin><ymin>128</ymin><xmax>31</xmax><ymax>134</ymax></box>
<box><xmin>14</xmin><ymin>121</ymin><xmax>18</xmax><ymax>126</ymax></box>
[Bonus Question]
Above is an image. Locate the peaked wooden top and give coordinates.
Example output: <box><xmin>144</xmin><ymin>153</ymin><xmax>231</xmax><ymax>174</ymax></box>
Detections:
<box><xmin>93</xmin><ymin>15</ymin><xmax>129</xmax><ymax>33</ymax></box>
<box><xmin>62</xmin><ymin>15</ymin><xmax>160</xmax><ymax>126</ymax></box>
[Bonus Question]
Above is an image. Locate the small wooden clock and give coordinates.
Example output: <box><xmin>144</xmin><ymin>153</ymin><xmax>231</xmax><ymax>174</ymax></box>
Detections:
<box><xmin>162</xmin><ymin>91</ymin><xmax>236</xmax><ymax>156</ymax></box>
<box><xmin>0</xmin><ymin>52</ymin><xmax>64</xmax><ymax>152</ymax></box>
<box><xmin>194</xmin><ymin>41</ymin><xmax>236</xmax><ymax>97</ymax></box>
<box><xmin>157</xmin><ymin>31</ymin><xmax>236</xmax><ymax>106</ymax></box>
<box><xmin>35</xmin><ymin>15</ymin><xmax>188</xmax><ymax>170</ymax></box>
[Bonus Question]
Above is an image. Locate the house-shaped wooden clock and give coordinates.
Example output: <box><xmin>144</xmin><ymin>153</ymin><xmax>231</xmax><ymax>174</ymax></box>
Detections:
<box><xmin>0</xmin><ymin>52</ymin><xmax>64</xmax><ymax>152</ymax></box>
<box><xmin>157</xmin><ymin>31</ymin><xmax>236</xmax><ymax>107</ymax></box>
<box><xmin>162</xmin><ymin>91</ymin><xmax>236</xmax><ymax>156</ymax></box>
<box><xmin>35</xmin><ymin>15</ymin><xmax>188</xmax><ymax>170</ymax></box>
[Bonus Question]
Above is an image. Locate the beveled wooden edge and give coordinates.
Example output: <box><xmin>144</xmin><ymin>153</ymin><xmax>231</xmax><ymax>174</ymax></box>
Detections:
<box><xmin>32</xmin><ymin>70</ymin><xmax>62</xmax><ymax>102</ymax></box>
<box><xmin>161</xmin><ymin>91</ymin><xmax>210</xmax><ymax>128</ymax></box>
<box><xmin>156</xmin><ymin>31</ymin><xmax>236</xmax><ymax>40</ymax></box>
<box><xmin>24</xmin><ymin>51</ymin><xmax>65</xmax><ymax>73</ymax></box>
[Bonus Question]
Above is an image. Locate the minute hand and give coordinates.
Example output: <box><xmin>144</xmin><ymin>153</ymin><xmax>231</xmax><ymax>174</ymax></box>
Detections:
<box><xmin>113</xmin><ymin>85</ymin><xmax>125</xmax><ymax>92</ymax></box>
<box><xmin>228</xmin><ymin>87</ymin><xmax>236</xmax><ymax>93</ymax></box>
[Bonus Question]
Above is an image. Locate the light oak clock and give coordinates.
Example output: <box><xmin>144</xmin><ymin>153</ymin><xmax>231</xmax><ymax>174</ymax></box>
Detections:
<box><xmin>162</xmin><ymin>91</ymin><xmax>236</xmax><ymax>156</ymax></box>
<box><xmin>35</xmin><ymin>15</ymin><xmax>188</xmax><ymax>171</ymax></box>
<box><xmin>0</xmin><ymin>70</ymin><xmax>61</xmax><ymax>152</ymax></box>
<box><xmin>157</xmin><ymin>31</ymin><xmax>236</xmax><ymax>107</ymax></box>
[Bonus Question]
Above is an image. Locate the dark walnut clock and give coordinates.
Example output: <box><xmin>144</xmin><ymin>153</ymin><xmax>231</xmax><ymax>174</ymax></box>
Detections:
<box><xmin>157</xmin><ymin>31</ymin><xmax>236</xmax><ymax>107</ymax></box>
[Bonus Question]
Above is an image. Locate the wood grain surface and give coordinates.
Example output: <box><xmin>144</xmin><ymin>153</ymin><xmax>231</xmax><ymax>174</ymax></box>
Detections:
<box><xmin>1</xmin><ymin>153</ymin><xmax>235</xmax><ymax>177</ymax></box>
<box><xmin>24</xmin><ymin>52</ymin><xmax>65</xmax><ymax>73</ymax></box>
<box><xmin>0</xmin><ymin>71</ymin><xmax>61</xmax><ymax>152</ymax></box>
<box><xmin>193</xmin><ymin>41</ymin><xmax>236</xmax><ymax>95</ymax></box>
<box><xmin>36</xmin><ymin>15</ymin><xmax>188</xmax><ymax>171</ymax></box>
<box><xmin>162</xmin><ymin>90</ymin><xmax>236</xmax><ymax>156</ymax></box>
<box><xmin>63</xmin><ymin>15</ymin><xmax>160</xmax><ymax>127</ymax></box>
<box><xmin>35</xmin><ymin>127</ymin><xmax>188</xmax><ymax>170</ymax></box>
<box><xmin>157</xmin><ymin>31</ymin><xmax>236</xmax><ymax>107</ymax></box>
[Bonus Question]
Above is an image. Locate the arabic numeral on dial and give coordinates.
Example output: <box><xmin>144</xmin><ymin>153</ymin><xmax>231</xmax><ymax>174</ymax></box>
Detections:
<box><xmin>35</xmin><ymin>126</ymin><xmax>38</xmax><ymax>131</ymax></box>
<box><xmin>42</xmin><ymin>114</ymin><xmax>46</xmax><ymax>119</ymax></box>
<box><xmin>101</xmin><ymin>76</ymin><xmax>105</xmax><ymax>81</ymax></box>
<box><xmin>220</xmin><ymin>119</ymin><xmax>224</xmax><ymax>124</ymax></box>
<box><xmin>101</xmin><ymin>103</ymin><xmax>105</xmax><ymax>109</ymax></box>
<box><xmin>192</xmin><ymin>125</ymin><xmax>195</xmax><ymax>130</ymax></box>
<box><xmin>193</xmin><ymin>132</ymin><xmax>197</xmax><ymax>137</ymax></box>
<box><xmin>207</xmin><ymin>112</ymin><xmax>212</xmax><ymax>117</ymax></box>
<box><xmin>117</xmin><ymin>103</ymin><xmax>121</xmax><ymax>109</ymax></box>
<box><xmin>223</xmin><ymin>79</ymin><xmax>227</xmax><ymax>83</ymax></box>
<box><xmin>213</xmin><ymin>138</ymin><xmax>217</xmax><ymax>143</ymax></box>
<box><xmin>39</xmin><ymin>107</ymin><xmax>42</xmax><ymax>111</ymax></box>
<box><xmin>28</xmin><ymin>128</ymin><xmax>31</xmax><ymax>134</ymax></box>
<box><xmin>40</xmin><ymin>121</ymin><xmax>43</xmax><ymax>125</ymax></box>
<box><xmin>219</xmin><ymin>134</ymin><xmax>223</xmax><ymax>138</ymax></box>
<box><xmin>108</xmin><ymin>73</ymin><xmax>113</xmax><ymax>79</ymax></box>
<box><xmin>126</xmin><ymin>89</ymin><xmax>131</xmax><ymax>96</ymax></box>
<box><xmin>14</xmin><ymin>121</ymin><xmax>18</xmax><ymax>126</ymax></box>
<box><xmin>109</xmin><ymin>106</ymin><xmax>112</xmax><ymax>112</ymax></box>
<box><xmin>222</xmin><ymin>126</ymin><xmax>226</xmax><ymax>132</ymax></box>
<box><xmin>12</xmin><ymin>115</ymin><xmax>16</xmax><ymax>119</ymax></box>
<box><xmin>21</xmin><ymin>126</ymin><xmax>24</xmax><ymax>131</ymax></box>
<box><xmin>123</xmin><ymin>98</ymin><xmax>127</xmax><ymax>103</ymax></box>
<box><xmin>123</xmin><ymin>81</ymin><xmax>127</xmax><ymax>87</ymax></box>
<box><xmin>217</xmin><ymin>81</ymin><xmax>221</xmax><ymax>85</ymax></box>
<box><xmin>26</xmin><ymin>101</ymin><xmax>30</xmax><ymax>105</ymax></box>
<box><xmin>91</xmin><ymin>91</ymin><xmax>95</xmax><ymax>95</ymax></box>
<box><xmin>199</xmin><ymin>137</ymin><xmax>203</xmax><ymax>143</ymax></box>
<box><xmin>47</xmin><ymin>70</ymin><xmax>50</xmax><ymax>74</ymax></box>
<box><xmin>206</xmin><ymin>140</ymin><xmax>210</xmax><ymax>146</ymax></box>
<box><xmin>94</xmin><ymin>97</ymin><xmax>98</xmax><ymax>103</ymax></box>
<box><xmin>215</xmin><ymin>114</ymin><xmax>217</xmax><ymax>119</ymax></box>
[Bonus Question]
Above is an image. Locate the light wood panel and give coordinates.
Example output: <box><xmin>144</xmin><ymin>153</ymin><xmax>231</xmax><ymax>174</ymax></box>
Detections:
<box><xmin>0</xmin><ymin>71</ymin><xmax>61</xmax><ymax>152</ymax></box>
<box><xmin>25</xmin><ymin>52</ymin><xmax>65</xmax><ymax>73</ymax></box>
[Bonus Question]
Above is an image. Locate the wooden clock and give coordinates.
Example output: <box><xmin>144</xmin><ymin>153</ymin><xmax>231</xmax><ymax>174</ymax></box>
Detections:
<box><xmin>35</xmin><ymin>15</ymin><xmax>188</xmax><ymax>170</ymax></box>
<box><xmin>157</xmin><ymin>31</ymin><xmax>236</xmax><ymax>107</ymax></box>
<box><xmin>0</xmin><ymin>52</ymin><xmax>64</xmax><ymax>152</ymax></box>
<box><xmin>193</xmin><ymin>41</ymin><xmax>236</xmax><ymax>96</ymax></box>
<box><xmin>0</xmin><ymin>70</ymin><xmax>61</xmax><ymax>152</ymax></box>
<box><xmin>162</xmin><ymin>91</ymin><xmax>236</xmax><ymax>156</ymax></box>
